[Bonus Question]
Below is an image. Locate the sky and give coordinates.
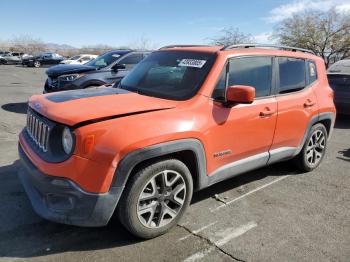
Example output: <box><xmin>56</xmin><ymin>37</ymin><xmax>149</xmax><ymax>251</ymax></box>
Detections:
<box><xmin>1</xmin><ymin>0</ymin><xmax>350</xmax><ymax>48</ymax></box>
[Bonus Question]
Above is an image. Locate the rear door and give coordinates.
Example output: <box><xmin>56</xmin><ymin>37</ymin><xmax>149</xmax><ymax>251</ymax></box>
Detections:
<box><xmin>269</xmin><ymin>57</ymin><xmax>318</xmax><ymax>163</ymax></box>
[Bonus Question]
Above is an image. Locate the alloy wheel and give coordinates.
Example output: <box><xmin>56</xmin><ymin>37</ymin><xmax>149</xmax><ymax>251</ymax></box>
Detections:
<box><xmin>305</xmin><ymin>129</ymin><xmax>326</xmax><ymax>166</ymax></box>
<box><xmin>137</xmin><ymin>170</ymin><xmax>186</xmax><ymax>228</ymax></box>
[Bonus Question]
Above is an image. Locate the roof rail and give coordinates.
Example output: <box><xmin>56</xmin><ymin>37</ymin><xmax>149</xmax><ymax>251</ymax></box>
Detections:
<box><xmin>221</xmin><ymin>43</ymin><xmax>314</xmax><ymax>54</ymax></box>
<box><xmin>159</xmin><ymin>44</ymin><xmax>212</xmax><ymax>50</ymax></box>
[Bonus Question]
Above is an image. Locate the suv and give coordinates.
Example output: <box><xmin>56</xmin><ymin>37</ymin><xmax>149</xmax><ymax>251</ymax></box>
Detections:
<box><xmin>22</xmin><ymin>52</ymin><xmax>64</xmax><ymax>67</ymax></box>
<box><xmin>0</xmin><ymin>52</ymin><xmax>23</xmax><ymax>64</ymax></box>
<box><xmin>60</xmin><ymin>54</ymin><xmax>98</xmax><ymax>65</ymax></box>
<box><xmin>327</xmin><ymin>59</ymin><xmax>350</xmax><ymax>115</ymax></box>
<box><xmin>43</xmin><ymin>50</ymin><xmax>149</xmax><ymax>93</ymax></box>
<box><xmin>18</xmin><ymin>44</ymin><xmax>335</xmax><ymax>239</ymax></box>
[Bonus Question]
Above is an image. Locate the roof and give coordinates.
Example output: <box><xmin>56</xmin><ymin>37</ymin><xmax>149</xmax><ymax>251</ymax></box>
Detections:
<box><xmin>158</xmin><ymin>44</ymin><xmax>318</xmax><ymax>59</ymax></box>
<box><xmin>159</xmin><ymin>45</ymin><xmax>223</xmax><ymax>53</ymax></box>
<box><xmin>328</xmin><ymin>59</ymin><xmax>350</xmax><ymax>75</ymax></box>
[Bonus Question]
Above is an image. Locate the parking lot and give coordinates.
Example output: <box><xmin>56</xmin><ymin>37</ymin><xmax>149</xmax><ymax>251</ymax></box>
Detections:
<box><xmin>0</xmin><ymin>64</ymin><xmax>349</xmax><ymax>262</ymax></box>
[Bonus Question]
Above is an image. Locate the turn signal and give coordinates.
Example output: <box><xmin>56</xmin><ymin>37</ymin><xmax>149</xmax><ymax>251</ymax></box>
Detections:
<box><xmin>83</xmin><ymin>135</ymin><xmax>95</xmax><ymax>155</ymax></box>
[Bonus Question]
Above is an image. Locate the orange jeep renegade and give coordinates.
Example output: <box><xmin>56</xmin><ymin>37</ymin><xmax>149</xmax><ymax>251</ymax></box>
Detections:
<box><xmin>18</xmin><ymin>44</ymin><xmax>336</xmax><ymax>239</ymax></box>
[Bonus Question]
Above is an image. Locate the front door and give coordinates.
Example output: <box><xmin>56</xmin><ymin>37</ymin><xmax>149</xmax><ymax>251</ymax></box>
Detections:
<box><xmin>206</xmin><ymin>56</ymin><xmax>277</xmax><ymax>179</ymax></box>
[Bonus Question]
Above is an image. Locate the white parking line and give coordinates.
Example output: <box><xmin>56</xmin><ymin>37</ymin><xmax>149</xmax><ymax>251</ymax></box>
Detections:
<box><xmin>178</xmin><ymin>221</ymin><xmax>218</xmax><ymax>241</ymax></box>
<box><xmin>214</xmin><ymin>221</ymin><xmax>257</xmax><ymax>246</ymax></box>
<box><xmin>212</xmin><ymin>175</ymin><xmax>291</xmax><ymax>211</ymax></box>
<box><xmin>184</xmin><ymin>247</ymin><xmax>215</xmax><ymax>262</ymax></box>
<box><xmin>183</xmin><ymin>221</ymin><xmax>257</xmax><ymax>261</ymax></box>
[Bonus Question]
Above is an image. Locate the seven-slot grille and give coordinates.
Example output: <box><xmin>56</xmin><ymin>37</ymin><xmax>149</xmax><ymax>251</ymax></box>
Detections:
<box><xmin>26</xmin><ymin>110</ymin><xmax>50</xmax><ymax>152</ymax></box>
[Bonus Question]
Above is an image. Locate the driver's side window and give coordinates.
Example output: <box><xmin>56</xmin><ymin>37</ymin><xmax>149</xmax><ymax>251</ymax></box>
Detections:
<box><xmin>212</xmin><ymin>67</ymin><xmax>227</xmax><ymax>100</ymax></box>
<box><xmin>43</xmin><ymin>54</ymin><xmax>52</xmax><ymax>59</ymax></box>
<box><xmin>119</xmin><ymin>54</ymin><xmax>143</xmax><ymax>70</ymax></box>
<box><xmin>212</xmin><ymin>56</ymin><xmax>273</xmax><ymax>100</ymax></box>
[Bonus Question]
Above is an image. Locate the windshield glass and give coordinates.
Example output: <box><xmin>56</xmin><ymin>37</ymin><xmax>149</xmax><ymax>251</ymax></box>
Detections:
<box><xmin>119</xmin><ymin>51</ymin><xmax>216</xmax><ymax>100</ymax></box>
<box><xmin>70</xmin><ymin>55</ymin><xmax>80</xmax><ymax>60</ymax></box>
<box><xmin>86</xmin><ymin>52</ymin><xmax>122</xmax><ymax>68</ymax></box>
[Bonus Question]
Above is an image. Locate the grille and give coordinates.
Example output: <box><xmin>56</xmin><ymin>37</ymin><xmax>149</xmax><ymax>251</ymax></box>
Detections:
<box><xmin>26</xmin><ymin>110</ymin><xmax>50</xmax><ymax>152</ymax></box>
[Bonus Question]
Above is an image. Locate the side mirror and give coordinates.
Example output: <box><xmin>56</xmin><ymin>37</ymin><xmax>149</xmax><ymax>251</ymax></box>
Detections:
<box><xmin>111</xmin><ymin>63</ymin><xmax>126</xmax><ymax>71</ymax></box>
<box><xmin>226</xmin><ymin>85</ymin><xmax>255</xmax><ymax>104</ymax></box>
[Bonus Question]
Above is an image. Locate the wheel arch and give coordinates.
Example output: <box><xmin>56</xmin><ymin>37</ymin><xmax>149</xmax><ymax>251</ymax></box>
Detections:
<box><xmin>295</xmin><ymin>112</ymin><xmax>335</xmax><ymax>156</ymax></box>
<box><xmin>111</xmin><ymin>139</ymin><xmax>208</xmax><ymax>195</ymax></box>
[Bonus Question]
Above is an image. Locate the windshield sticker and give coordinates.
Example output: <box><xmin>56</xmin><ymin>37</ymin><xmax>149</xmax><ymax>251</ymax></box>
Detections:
<box><xmin>178</xmin><ymin>59</ymin><xmax>206</xmax><ymax>68</ymax></box>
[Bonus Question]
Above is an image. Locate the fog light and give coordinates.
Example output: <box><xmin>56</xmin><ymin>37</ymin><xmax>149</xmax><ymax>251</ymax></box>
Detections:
<box><xmin>46</xmin><ymin>193</ymin><xmax>74</xmax><ymax>211</ymax></box>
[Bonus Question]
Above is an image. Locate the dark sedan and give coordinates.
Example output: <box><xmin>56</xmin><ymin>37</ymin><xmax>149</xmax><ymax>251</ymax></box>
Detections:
<box><xmin>328</xmin><ymin>60</ymin><xmax>350</xmax><ymax>115</ymax></box>
<box><xmin>22</xmin><ymin>52</ymin><xmax>64</xmax><ymax>67</ymax></box>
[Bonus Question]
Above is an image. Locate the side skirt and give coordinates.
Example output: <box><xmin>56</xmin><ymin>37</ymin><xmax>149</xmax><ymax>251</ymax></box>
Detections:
<box><xmin>203</xmin><ymin>147</ymin><xmax>297</xmax><ymax>189</ymax></box>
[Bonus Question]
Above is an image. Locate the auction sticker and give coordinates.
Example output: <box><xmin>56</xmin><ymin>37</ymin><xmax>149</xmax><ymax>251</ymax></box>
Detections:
<box><xmin>179</xmin><ymin>59</ymin><xmax>206</xmax><ymax>68</ymax></box>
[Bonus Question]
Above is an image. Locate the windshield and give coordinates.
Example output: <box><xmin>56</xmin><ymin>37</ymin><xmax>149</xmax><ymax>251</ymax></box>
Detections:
<box><xmin>119</xmin><ymin>51</ymin><xmax>216</xmax><ymax>100</ymax></box>
<box><xmin>70</xmin><ymin>55</ymin><xmax>81</xmax><ymax>60</ymax></box>
<box><xmin>86</xmin><ymin>52</ymin><xmax>123</xmax><ymax>68</ymax></box>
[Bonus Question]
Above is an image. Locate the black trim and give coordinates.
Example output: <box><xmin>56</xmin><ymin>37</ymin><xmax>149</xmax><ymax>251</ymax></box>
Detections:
<box><xmin>45</xmin><ymin>87</ymin><xmax>130</xmax><ymax>103</ymax></box>
<box><xmin>294</xmin><ymin>112</ymin><xmax>335</xmax><ymax>156</ymax></box>
<box><xmin>111</xmin><ymin>139</ymin><xmax>207</xmax><ymax>191</ymax></box>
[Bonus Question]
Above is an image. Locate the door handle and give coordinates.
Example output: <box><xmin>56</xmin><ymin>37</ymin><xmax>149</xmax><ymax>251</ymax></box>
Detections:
<box><xmin>259</xmin><ymin>107</ymin><xmax>275</xmax><ymax>117</ymax></box>
<box><xmin>304</xmin><ymin>99</ymin><xmax>315</xmax><ymax>108</ymax></box>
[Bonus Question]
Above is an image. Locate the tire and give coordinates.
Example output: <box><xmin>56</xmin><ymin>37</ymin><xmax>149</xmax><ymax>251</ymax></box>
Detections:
<box><xmin>294</xmin><ymin>123</ymin><xmax>328</xmax><ymax>172</ymax></box>
<box><xmin>117</xmin><ymin>158</ymin><xmax>193</xmax><ymax>239</ymax></box>
<box><xmin>33</xmin><ymin>61</ymin><xmax>41</xmax><ymax>68</ymax></box>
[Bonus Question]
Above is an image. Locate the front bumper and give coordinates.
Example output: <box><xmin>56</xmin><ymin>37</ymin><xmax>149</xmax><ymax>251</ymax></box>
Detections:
<box><xmin>17</xmin><ymin>144</ymin><xmax>121</xmax><ymax>227</ymax></box>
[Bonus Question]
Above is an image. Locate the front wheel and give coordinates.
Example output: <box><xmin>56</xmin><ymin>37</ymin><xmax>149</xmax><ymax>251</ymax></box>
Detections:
<box><xmin>294</xmin><ymin>123</ymin><xmax>328</xmax><ymax>172</ymax></box>
<box><xmin>118</xmin><ymin>159</ymin><xmax>193</xmax><ymax>239</ymax></box>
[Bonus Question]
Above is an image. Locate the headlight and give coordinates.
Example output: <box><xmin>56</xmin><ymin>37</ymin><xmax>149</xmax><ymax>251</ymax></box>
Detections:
<box><xmin>58</xmin><ymin>73</ymin><xmax>84</xmax><ymax>81</ymax></box>
<box><xmin>62</xmin><ymin>127</ymin><xmax>74</xmax><ymax>154</ymax></box>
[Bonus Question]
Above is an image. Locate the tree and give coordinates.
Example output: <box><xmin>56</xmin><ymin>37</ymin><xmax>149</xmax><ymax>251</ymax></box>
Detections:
<box><xmin>129</xmin><ymin>36</ymin><xmax>158</xmax><ymax>50</ymax></box>
<box><xmin>272</xmin><ymin>9</ymin><xmax>350</xmax><ymax>67</ymax></box>
<box><xmin>10</xmin><ymin>35</ymin><xmax>47</xmax><ymax>54</ymax></box>
<box><xmin>210</xmin><ymin>27</ymin><xmax>255</xmax><ymax>46</ymax></box>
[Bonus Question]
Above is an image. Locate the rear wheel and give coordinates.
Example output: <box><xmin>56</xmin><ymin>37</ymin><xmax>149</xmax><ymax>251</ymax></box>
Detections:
<box><xmin>294</xmin><ymin>123</ymin><xmax>328</xmax><ymax>172</ymax></box>
<box><xmin>33</xmin><ymin>61</ymin><xmax>41</xmax><ymax>68</ymax></box>
<box><xmin>118</xmin><ymin>159</ymin><xmax>193</xmax><ymax>239</ymax></box>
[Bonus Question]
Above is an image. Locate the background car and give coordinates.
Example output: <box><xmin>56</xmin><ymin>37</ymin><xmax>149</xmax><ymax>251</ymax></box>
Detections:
<box><xmin>328</xmin><ymin>59</ymin><xmax>350</xmax><ymax>115</ymax></box>
<box><xmin>60</xmin><ymin>54</ymin><xmax>97</xmax><ymax>65</ymax></box>
<box><xmin>44</xmin><ymin>50</ymin><xmax>150</xmax><ymax>93</ymax></box>
<box><xmin>0</xmin><ymin>52</ymin><xmax>23</xmax><ymax>64</ymax></box>
<box><xmin>22</xmin><ymin>52</ymin><xmax>64</xmax><ymax>67</ymax></box>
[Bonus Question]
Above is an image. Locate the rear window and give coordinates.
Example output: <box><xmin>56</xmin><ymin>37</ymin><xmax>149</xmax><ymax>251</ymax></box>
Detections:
<box><xmin>278</xmin><ymin>57</ymin><xmax>306</xmax><ymax>94</ymax></box>
<box><xmin>307</xmin><ymin>61</ymin><xmax>317</xmax><ymax>84</ymax></box>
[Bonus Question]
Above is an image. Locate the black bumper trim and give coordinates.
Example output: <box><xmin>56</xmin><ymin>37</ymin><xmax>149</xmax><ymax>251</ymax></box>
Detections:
<box><xmin>17</xmin><ymin>144</ymin><xmax>123</xmax><ymax>227</ymax></box>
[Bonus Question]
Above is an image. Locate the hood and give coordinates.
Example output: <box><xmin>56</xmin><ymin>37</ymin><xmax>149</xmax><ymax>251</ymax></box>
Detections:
<box><xmin>28</xmin><ymin>88</ymin><xmax>178</xmax><ymax>126</ymax></box>
<box><xmin>46</xmin><ymin>64</ymin><xmax>96</xmax><ymax>77</ymax></box>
